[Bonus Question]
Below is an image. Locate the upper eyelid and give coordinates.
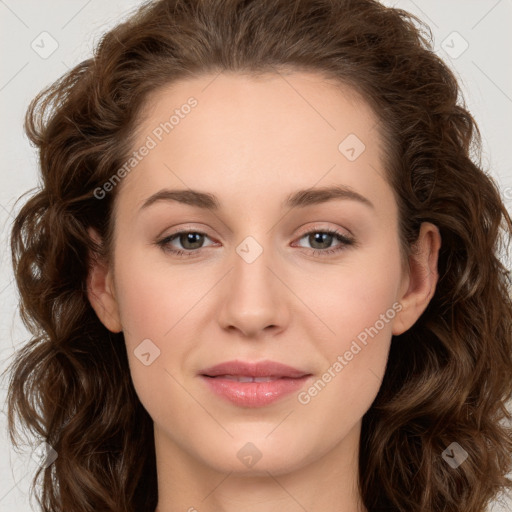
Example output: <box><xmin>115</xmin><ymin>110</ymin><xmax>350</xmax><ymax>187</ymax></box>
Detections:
<box><xmin>162</xmin><ymin>224</ymin><xmax>349</xmax><ymax>236</ymax></box>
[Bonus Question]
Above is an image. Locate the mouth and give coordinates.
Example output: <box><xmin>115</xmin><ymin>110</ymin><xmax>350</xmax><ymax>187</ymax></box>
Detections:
<box><xmin>199</xmin><ymin>360</ymin><xmax>312</xmax><ymax>407</ymax></box>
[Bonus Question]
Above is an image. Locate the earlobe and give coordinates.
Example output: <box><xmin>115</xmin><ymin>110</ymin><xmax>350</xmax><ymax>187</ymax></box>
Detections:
<box><xmin>86</xmin><ymin>228</ymin><xmax>122</xmax><ymax>333</ymax></box>
<box><xmin>392</xmin><ymin>222</ymin><xmax>441</xmax><ymax>336</ymax></box>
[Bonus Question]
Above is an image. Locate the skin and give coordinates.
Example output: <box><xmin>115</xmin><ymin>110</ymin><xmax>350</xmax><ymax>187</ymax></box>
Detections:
<box><xmin>87</xmin><ymin>71</ymin><xmax>441</xmax><ymax>512</ymax></box>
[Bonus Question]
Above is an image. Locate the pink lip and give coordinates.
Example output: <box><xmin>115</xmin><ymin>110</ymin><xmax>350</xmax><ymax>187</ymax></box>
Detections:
<box><xmin>199</xmin><ymin>359</ymin><xmax>312</xmax><ymax>407</ymax></box>
<box><xmin>200</xmin><ymin>359</ymin><xmax>309</xmax><ymax>379</ymax></box>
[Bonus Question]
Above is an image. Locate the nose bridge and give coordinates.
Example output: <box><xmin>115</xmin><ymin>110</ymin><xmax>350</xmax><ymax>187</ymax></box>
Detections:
<box><xmin>217</xmin><ymin>233</ymin><xmax>287</xmax><ymax>336</ymax></box>
<box><xmin>232</xmin><ymin>233</ymin><xmax>277</xmax><ymax>305</ymax></box>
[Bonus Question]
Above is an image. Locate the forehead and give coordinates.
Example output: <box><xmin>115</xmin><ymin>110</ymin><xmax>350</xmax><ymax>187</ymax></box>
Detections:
<box><xmin>135</xmin><ymin>70</ymin><xmax>377</xmax><ymax>149</ymax></box>
<box><xmin>115</xmin><ymin>70</ymin><xmax>391</xmax><ymax>217</ymax></box>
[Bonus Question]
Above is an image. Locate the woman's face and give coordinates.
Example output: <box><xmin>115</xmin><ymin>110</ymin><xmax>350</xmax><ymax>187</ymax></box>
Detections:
<box><xmin>88</xmin><ymin>71</ymin><xmax>439</xmax><ymax>478</ymax></box>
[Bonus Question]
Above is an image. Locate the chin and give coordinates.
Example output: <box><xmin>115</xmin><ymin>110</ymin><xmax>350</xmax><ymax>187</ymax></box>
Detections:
<box><xmin>194</xmin><ymin>433</ymin><xmax>315</xmax><ymax>476</ymax></box>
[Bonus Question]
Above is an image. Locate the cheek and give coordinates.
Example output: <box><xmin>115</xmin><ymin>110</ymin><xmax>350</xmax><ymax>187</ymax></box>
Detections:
<box><xmin>113</xmin><ymin>244</ymin><xmax>200</xmax><ymax>341</ymax></box>
<box><xmin>111</xmin><ymin>240</ymin><xmax>217</xmax><ymax>387</ymax></box>
<box><xmin>310</xmin><ymin>243</ymin><xmax>403</xmax><ymax>339</ymax></box>
<box><xmin>112</xmin><ymin>255</ymin><xmax>195</xmax><ymax>421</ymax></box>
<box><xmin>298</xmin><ymin>244</ymin><xmax>402</xmax><ymax>405</ymax></box>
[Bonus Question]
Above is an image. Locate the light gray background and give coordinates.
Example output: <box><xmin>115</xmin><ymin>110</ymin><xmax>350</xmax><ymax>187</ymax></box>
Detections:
<box><xmin>1</xmin><ymin>0</ymin><xmax>511</xmax><ymax>510</ymax></box>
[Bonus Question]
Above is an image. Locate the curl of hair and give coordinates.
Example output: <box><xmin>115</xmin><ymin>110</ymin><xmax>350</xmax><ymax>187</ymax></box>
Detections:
<box><xmin>5</xmin><ymin>0</ymin><xmax>512</xmax><ymax>511</ymax></box>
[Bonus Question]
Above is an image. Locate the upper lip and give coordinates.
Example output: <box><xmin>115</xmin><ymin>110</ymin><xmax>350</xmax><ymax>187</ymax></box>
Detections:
<box><xmin>200</xmin><ymin>360</ymin><xmax>310</xmax><ymax>378</ymax></box>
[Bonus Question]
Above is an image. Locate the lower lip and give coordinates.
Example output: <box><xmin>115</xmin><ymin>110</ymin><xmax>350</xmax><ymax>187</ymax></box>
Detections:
<box><xmin>200</xmin><ymin>375</ymin><xmax>312</xmax><ymax>407</ymax></box>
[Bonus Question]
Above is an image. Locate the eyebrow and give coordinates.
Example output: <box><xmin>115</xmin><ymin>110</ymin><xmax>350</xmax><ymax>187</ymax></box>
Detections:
<box><xmin>139</xmin><ymin>184</ymin><xmax>375</xmax><ymax>212</ymax></box>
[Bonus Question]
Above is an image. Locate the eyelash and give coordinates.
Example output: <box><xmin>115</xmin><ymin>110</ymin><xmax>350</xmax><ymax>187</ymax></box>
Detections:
<box><xmin>156</xmin><ymin>227</ymin><xmax>355</xmax><ymax>258</ymax></box>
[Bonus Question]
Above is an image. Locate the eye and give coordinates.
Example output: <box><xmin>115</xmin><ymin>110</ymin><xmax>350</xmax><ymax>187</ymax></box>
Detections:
<box><xmin>156</xmin><ymin>227</ymin><xmax>356</xmax><ymax>258</ymax></box>
<box><xmin>156</xmin><ymin>230</ymin><xmax>215</xmax><ymax>257</ymax></box>
<box><xmin>293</xmin><ymin>227</ymin><xmax>355</xmax><ymax>257</ymax></box>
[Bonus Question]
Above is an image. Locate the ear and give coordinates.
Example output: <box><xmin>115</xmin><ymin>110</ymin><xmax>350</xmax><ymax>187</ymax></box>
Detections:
<box><xmin>392</xmin><ymin>222</ymin><xmax>441</xmax><ymax>336</ymax></box>
<box><xmin>86</xmin><ymin>227</ymin><xmax>122</xmax><ymax>333</ymax></box>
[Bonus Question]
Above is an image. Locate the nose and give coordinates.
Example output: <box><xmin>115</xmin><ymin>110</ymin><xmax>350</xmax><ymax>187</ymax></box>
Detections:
<box><xmin>217</xmin><ymin>240</ymin><xmax>289</xmax><ymax>339</ymax></box>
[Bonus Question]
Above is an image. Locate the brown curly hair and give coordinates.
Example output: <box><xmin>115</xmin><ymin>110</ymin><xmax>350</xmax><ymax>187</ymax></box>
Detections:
<box><xmin>5</xmin><ymin>0</ymin><xmax>512</xmax><ymax>511</ymax></box>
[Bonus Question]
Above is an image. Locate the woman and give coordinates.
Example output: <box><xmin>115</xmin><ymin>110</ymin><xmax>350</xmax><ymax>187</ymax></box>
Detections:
<box><xmin>6</xmin><ymin>0</ymin><xmax>512</xmax><ymax>511</ymax></box>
